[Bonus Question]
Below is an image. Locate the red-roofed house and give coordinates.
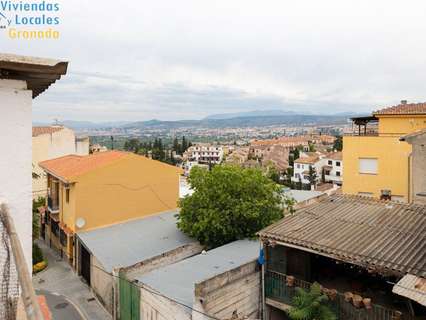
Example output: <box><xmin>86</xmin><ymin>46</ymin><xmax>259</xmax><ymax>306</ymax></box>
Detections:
<box><xmin>344</xmin><ymin>100</ymin><xmax>426</xmax><ymax>202</ymax></box>
<box><xmin>38</xmin><ymin>151</ymin><xmax>183</xmax><ymax>266</ymax></box>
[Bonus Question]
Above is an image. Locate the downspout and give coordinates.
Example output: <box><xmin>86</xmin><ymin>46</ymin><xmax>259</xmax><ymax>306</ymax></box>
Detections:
<box><xmin>408</xmin><ymin>151</ymin><xmax>412</xmax><ymax>203</ymax></box>
<box><xmin>261</xmin><ymin>240</ymin><xmax>266</xmax><ymax>320</ymax></box>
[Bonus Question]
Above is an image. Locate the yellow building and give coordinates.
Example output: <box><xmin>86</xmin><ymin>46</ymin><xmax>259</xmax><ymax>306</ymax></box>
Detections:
<box><xmin>39</xmin><ymin>150</ymin><xmax>182</xmax><ymax>264</ymax></box>
<box><xmin>343</xmin><ymin>101</ymin><xmax>426</xmax><ymax>202</ymax></box>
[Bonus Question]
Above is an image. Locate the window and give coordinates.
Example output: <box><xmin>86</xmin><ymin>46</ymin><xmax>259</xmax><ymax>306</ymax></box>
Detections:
<box><xmin>324</xmin><ymin>170</ymin><xmax>331</xmax><ymax>175</ymax></box>
<box><xmin>359</xmin><ymin>158</ymin><xmax>378</xmax><ymax>174</ymax></box>
<box><xmin>66</xmin><ymin>189</ymin><xmax>70</xmax><ymax>203</ymax></box>
<box><xmin>328</xmin><ymin>160</ymin><xmax>332</xmax><ymax>165</ymax></box>
<box><xmin>297</xmin><ymin>164</ymin><xmax>301</xmax><ymax>169</ymax></box>
<box><xmin>336</xmin><ymin>171</ymin><xmax>341</xmax><ymax>176</ymax></box>
<box><xmin>336</xmin><ymin>161</ymin><xmax>341</xmax><ymax>167</ymax></box>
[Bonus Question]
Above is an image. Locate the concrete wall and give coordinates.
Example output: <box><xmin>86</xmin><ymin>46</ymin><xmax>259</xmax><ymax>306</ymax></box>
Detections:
<box><xmin>124</xmin><ymin>242</ymin><xmax>203</xmax><ymax>281</ymax></box>
<box><xmin>76</xmin><ymin>137</ymin><xmax>90</xmax><ymax>156</ymax></box>
<box><xmin>0</xmin><ymin>79</ymin><xmax>33</xmax><ymax>270</ymax></box>
<box><xmin>33</xmin><ymin>127</ymin><xmax>87</xmax><ymax>199</ymax></box>
<box><xmin>91</xmin><ymin>255</ymin><xmax>114</xmax><ymax>313</ymax></box>
<box><xmin>409</xmin><ymin>134</ymin><xmax>426</xmax><ymax>204</ymax></box>
<box><xmin>194</xmin><ymin>260</ymin><xmax>260</xmax><ymax>320</ymax></box>
<box><xmin>140</xmin><ymin>286</ymin><xmax>191</xmax><ymax>320</ymax></box>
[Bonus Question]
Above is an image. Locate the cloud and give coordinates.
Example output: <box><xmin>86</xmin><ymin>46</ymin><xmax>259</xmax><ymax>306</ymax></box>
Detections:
<box><xmin>3</xmin><ymin>0</ymin><xmax>426</xmax><ymax>121</ymax></box>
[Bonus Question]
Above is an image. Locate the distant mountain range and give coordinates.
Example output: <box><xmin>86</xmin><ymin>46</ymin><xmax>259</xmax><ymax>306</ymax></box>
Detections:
<box><xmin>203</xmin><ymin>109</ymin><xmax>298</xmax><ymax>120</ymax></box>
<box><xmin>34</xmin><ymin>110</ymin><xmax>366</xmax><ymax>131</ymax></box>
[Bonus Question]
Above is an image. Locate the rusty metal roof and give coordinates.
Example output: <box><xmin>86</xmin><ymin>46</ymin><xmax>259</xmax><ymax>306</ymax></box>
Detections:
<box><xmin>0</xmin><ymin>53</ymin><xmax>68</xmax><ymax>98</ymax></box>
<box><xmin>258</xmin><ymin>194</ymin><xmax>426</xmax><ymax>277</ymax></box>
<box><xmin>393</xmin><ymin>274</ymin><xmax>426</xmax><ymax>307</ymax></box>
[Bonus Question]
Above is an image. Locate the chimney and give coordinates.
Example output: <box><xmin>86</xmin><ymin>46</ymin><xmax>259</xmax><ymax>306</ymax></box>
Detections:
<box><xmin>401</xmin><ymin>100</ymin><xmax>407</xmax><ymax>105</ymax></box>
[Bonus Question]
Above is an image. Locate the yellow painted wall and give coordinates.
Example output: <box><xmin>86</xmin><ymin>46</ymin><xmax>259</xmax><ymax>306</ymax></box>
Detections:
<box><xmin>342</xmin><ymin>136</ymin><xmax>412</xmax><ymax>200</ymax></box>
<box><xmin>60</xmin><ymin>183</ymin><xmax>76</xmax><ymax>230</ymax></box>
<box><xmin>378</xmin><ymin>115</ymin><xmax>426</xmax><ymax>135</ymax></box>
<box><xmin>72</xmin><ymin>154</ymin><xmax>182</xmax><ymax>232</ymax></box>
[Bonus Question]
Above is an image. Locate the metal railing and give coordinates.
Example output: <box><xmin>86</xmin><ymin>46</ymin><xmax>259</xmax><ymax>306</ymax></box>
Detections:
<box><xmin>265</xmin><ymin>270</ymin><xmax>406</xmax><ymax>320</ymax></box>
<box><xmin>0</xmin><ymin>203</ymin><xmax>44</xmax><ymax>320</ymax></box>
<box><xmin>47</xmin><ymin>196</ymin><xmax>59</xmax><ymax>212</ymax></box>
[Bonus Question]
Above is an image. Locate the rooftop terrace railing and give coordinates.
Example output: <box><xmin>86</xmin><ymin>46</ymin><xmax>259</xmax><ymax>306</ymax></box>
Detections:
<box><xmin>265</xmin><ymin>270</ymin><xmax>408</xmax><ymax>320</ymax></box>
<box><xmin>0</xmin><ymin>203</ymin><xmax>44</xmax><ymax>320</ymax></box>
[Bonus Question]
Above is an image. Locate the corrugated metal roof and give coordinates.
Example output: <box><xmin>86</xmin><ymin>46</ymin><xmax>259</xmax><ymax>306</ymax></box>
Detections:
<box><xmin>136</xmin><ymin>240</ymin><xmax>259</xmax><ymax>307</ymax></box>
<box><xmin>77</xmin><ymin>211</ymin><xmax>197</xmax><ymax>272</ymax></box>
<box><xmin>393</xmin><ymin>274</ymin><xmax>426</xmax><ymax>306</ymax></box>
<box><xmin>258</xmin><ymin>194</ymin><xmax>426</xmax><ymax>277</ymax></box>
<box><xmin>0</xmin><ymin>53</ymin><xmax>68</xmax><ymax>98</ymax></box>
<box><xmin>284</xmin><ymin>189</ymin><xmax>324</xmax><ymax>203</ymax></box>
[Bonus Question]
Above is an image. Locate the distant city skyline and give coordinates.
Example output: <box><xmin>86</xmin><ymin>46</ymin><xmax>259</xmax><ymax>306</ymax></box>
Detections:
<box><xmin>3</xmin><ymin>0</ymin><xmax>426</xmax><ymax>122</ymax></box>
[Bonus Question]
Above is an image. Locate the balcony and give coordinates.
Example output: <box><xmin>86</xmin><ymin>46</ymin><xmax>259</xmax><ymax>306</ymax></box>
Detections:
<box><xmin>47</xmin><ymin>196</ymin><xmax>59</xmax><ymax>213</ymax></box>
<box><xmin>265</xmin><ymin>271</ymin><xmax>410</xmax><ymax>320</ymax></box>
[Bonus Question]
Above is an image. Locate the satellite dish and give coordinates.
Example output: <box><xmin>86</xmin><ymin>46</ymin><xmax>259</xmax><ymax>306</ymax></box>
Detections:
<box><xmin>76</xmin><ymin>217</ymin><xmax>86</xmax><ymax>229</ymax></box>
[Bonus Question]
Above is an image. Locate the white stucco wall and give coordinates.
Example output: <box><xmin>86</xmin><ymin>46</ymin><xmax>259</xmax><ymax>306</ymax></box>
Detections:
<box><xmin>32</xmin><ymin>127</ymin><xmax>79</xmax><ymax>198</ymax></box>
<box><xmin>0</xmin><ymin>79</ymin><xmax>33</xmax><ymax>270</ymax></box>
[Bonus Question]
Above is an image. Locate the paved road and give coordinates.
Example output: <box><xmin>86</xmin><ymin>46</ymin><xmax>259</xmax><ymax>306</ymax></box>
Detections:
<box><xmin>33</xmin><ymin>240</ymin><xmax>112</xmax><ymax>320</ymax></box>
<box><xmin>36</xmin><ymin>289</ymin><xmax>84</xmax><ymax>320</ymax></box>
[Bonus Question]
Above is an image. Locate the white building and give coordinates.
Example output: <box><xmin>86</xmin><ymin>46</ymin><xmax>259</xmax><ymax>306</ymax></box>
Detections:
<box><xmin>292</xmin><ymin>154</ymin><xmax>325</xmax><ymax>185</ymax></box>
<box><xmin>32</xmin><ymin>126</ymin><xmax>89</xmax><ymax>198</ymax></box>
<box><xmin>322</xmin><ymin>151</ymin><xmax>343</xmax><ymax>185</ymax></box>
<box><xmin>185</xmin><ymin>144</ymin><xmax>224</xmax><ymax>165</ymax></box>
<box><xmin>0</xmin><ymin>53</ymin><xmax>68</xmax><ymax>269</ymax></box>
<box><xmin>291</xmin><ymin>151</ymin><xmax>343</xmax><ymax>187</ymax></box>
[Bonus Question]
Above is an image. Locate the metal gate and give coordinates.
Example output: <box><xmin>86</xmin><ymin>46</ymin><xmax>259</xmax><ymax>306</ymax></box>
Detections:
<box><xmin>119</xmin><ymin>272</ymin><xmax>140</xmax><ymax>320</ymax></box>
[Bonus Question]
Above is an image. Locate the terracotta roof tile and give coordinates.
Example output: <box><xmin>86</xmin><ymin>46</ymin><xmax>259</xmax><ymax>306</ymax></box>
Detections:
<box><xmin>39</xmin><ymin>151</ymin><xmax>129</xmax><ymax>181</ymax></box>
<box><xmin>295</xmin><ymin>155</ymin><xmax>319</xmax><ymax>165</ymax></box>
<box><xmin>326</xmin><ymin>151</ymin><xmax>342</xmax><ymax>160</ymax></box>
<box><xmin>374</xmin><ymin>102</ymin><xmax>426</xmax><ymax>115</ymax></box>
<box><xmin>32</xmin><ymin>126</ymin><xmax>64</xmax><ymax>137</ymax></box>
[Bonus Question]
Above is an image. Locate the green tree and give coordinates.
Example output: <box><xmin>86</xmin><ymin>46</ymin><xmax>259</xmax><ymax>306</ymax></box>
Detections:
<box><xmin>181</xmin><ymin>136</ymin><xmax>188</xmax><ymax>153</ymax></box>
<box><xmin>124</xmin><ymin>138</ymin><xmax>140</xmax><ymax>153</ymax></box>
<box><xmin>177</xmin><ymin>165</ymin><xmax>290</xmax><ymax>248</ymax></box>
<box><xmin>307</xmin><ymin>165</ymin><xmax>318</xmax><ymax>188</ymax></box>
<box><xmin>32</xmin><ymin>197</ymin><xmax>45</xmax><ymax>241</ymax></box>
<box><xmin>333</xmin><ymin>136</ymin><xmax>343</xmax><ymax>151</ymax></box>
<box><xmin>288</xmin><ymin>282</ymin><xmax>336</xmax><ymax>320</ymax></box>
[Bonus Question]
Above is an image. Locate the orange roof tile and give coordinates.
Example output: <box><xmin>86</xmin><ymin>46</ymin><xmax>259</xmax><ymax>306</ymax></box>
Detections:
<box><xmin>39</xmin><ymin>151</ymin><xmax>129</xmax><ymax>181</ymax></box>
<box><xmin>374</xmin><ymin>102</ymin><xmax>426</xmax><ymax>115</ymax></box>
<box><xmin>295</xmin><ymin>155</ymin><xmax>319</xmax><ymax>165</ymax></box>
<box><xmin>326</xmin><ymin>152</ymin><xmax>342</xmax><ymax>160</ymax></box>
<box><xmin>32</xmin><ymin>126</ymin><xmax>64</xmax><ymax>137</ymax></box>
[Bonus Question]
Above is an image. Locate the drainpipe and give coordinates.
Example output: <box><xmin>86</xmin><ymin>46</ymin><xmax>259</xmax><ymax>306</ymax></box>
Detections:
<box><xmin>261</xmin><ymin>240</ymin><xmax>266</xmax><ymax>320</ymax></box>
<box><xmin>408</xmin><ymin>152</ymin><xmax>412</xmax><ymax>203</ymax></box>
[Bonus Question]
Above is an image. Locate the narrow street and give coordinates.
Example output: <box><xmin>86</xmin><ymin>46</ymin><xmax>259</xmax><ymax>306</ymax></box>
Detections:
<box><xmin>33</xmin><ymin>240</ymin><xmax>112</xmax><ymax>320</ymax></box>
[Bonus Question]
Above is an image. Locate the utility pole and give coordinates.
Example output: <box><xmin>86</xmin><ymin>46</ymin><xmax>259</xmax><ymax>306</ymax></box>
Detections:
<box><xmin>111</xmin><ymin>136</ymin><xmax>114</xmax><ymax>150</ymax></box>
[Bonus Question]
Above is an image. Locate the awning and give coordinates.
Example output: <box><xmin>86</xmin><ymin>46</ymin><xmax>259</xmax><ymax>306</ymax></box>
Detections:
<box><xmin>392</xmin><ymin>274</ymin><xmax>426</xmax><ymax>306</ymax></box>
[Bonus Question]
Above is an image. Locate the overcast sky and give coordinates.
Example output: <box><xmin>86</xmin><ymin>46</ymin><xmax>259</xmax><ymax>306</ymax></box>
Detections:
<box><xmin>3</xmin><ymin>0</ymin><xmax>426</xmax><ymax>122</ymax></box>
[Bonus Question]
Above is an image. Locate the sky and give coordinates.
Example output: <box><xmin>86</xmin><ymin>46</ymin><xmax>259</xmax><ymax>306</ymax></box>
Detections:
<box><xmin>2</xmin><ymin>0</ymin><xmax>426</xmax><ymax>122</ymax></box>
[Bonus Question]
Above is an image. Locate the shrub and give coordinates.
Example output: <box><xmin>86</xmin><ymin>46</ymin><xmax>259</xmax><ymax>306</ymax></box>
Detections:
<box><xmin>32</xmin><ymin>243</ymin><xmax>44</xmax><ymax>265</ymax></box>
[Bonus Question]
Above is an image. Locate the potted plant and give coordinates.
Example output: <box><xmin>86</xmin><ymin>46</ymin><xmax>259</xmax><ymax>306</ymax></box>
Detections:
<box><xmin>344</xmin><ymin>292</ymin><xmax>353</xmax><ymax>302</ymax></box>
<box><xmin>352</xmin><ymin>294</ymin><xmax>363</xmax><ymax>308</ymax></box>
<box><xmin>286</xmin><ymin>275</ymin><xmax>295</xmax><ymax>287</ymax></box>
<box><xmin>288</xmin><ymin>282</ymin><xmax>337</xmax><ymax>320</ymax></box>
<box><xmin>328</xmin><ymin>289</ymin><xmax>337</xmax><ymax>301</ymax></box>
<box><xmin>363</xmin><ymin>298</ymin><xmax>372</xmax><ymax>309</ymax></box>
